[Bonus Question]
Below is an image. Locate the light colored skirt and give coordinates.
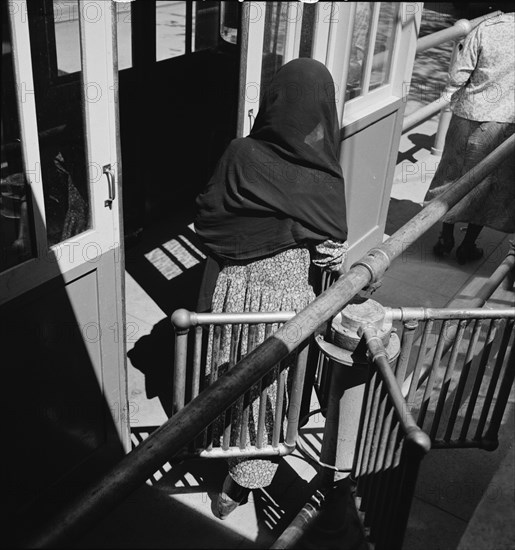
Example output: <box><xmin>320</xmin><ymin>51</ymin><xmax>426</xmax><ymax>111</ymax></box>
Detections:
<box><xmin>208</xmin><ymin>247</ymin><xmax>316</xmax><ymax>489</ymax></box>
<box><xmin>424</xmin><ymin>115</ymin><xmax>515</xmax><ymax>232</ymax></box>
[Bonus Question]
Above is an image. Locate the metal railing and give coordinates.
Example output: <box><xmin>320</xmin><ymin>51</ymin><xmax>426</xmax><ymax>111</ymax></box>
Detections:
<box><xmin>171</xmin><ymin>309</ymin><xmax>306</xmax><ymax>459</ymax></box>
<box><xmin>23</xmin><ymin>133</ymin><xmax>515</xmax><ymax>548</ymax></box>
<box><xmin>389</xmin><ymin>308</ymin><xmax>515</xmax><ymax>450</ymax></box>
<box><xmin>402</xmin><ymin>11</ymin><xmax>502</xmax><ymax>135</ymax></box>
<box><xmin>353</xmin><ymin>325</ymin><xmax>431</xmax><ymax>550</ymax></box>
<box><xmin>272</xmin><ymin>320</ymin><xmax>431</xmax><ymax>550</ymax></box>
<box><xmin>350</xmin><ymin>308</ymin><xmax>514</xmax><ymax>550</ymax></box>
<box><xmin>400</xmin><ymin>242</ymin><xmax>515</xmax><ymax>397</ymax></box>
<box><xmin>274</xmin><ymin>300</ymin><xmax>515</xmax><ymax>550</ymax></box>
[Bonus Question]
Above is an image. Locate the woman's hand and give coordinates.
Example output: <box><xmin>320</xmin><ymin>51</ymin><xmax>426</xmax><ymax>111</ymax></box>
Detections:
<box><xmin>311</xmin><ymin>239</ymin><xmax>349</xmax><ymax>272</ymax></box>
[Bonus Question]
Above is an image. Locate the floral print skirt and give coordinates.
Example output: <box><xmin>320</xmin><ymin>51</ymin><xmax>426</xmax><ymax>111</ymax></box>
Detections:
<box><xmin>208</xmin><ymin>247</ymin><xmax>316</xmax><ymax>489</ymax></box>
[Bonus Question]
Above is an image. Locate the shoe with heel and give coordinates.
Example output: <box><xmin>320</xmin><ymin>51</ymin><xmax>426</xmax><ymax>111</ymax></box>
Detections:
<box><xmin>217</xmin><ymin>475</ymin><xmax>250</xmax><ymax>520</ymax></box>
<box><xmin>433</xmin><ymin>234</ymin><xmax>455</xmax><ymax>257</ymax></box>
<box><xmin>456</xmin><ymin>243</ymin><xmax>484</xmax><ymax>264</ymax></box>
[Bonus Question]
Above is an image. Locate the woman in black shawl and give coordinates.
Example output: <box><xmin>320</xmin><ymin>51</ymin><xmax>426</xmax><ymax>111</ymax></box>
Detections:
<box><xmin>195</xmin><ymin>58</ymin><xmax>348</xmax><ymax>519</ymax></box>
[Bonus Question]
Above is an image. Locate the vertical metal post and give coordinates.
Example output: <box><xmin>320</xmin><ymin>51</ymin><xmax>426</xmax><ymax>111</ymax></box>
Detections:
<box><xmin>431</xmin><ymin>41</ymin><xmax>459</xmax><ymax>156</ymax></box>
<box><xmin>171</xmin><ymin>309</ymin><xmax>193</xmax><ymax>415</ymax></box>
<box><xmin>285</xmin><ymin>343</ymin><xmax>309</xmax><ymax>447</ymax></box>
<box><xmin>459</xmin><ymin>319</ymin><xmax>498</xmax><ymax>440</ymax></box>
<box><xmin>482</xmin><ymin>319</ymin><xmax>515</xmax><ymax>449</ymax></box>
<box><xmin>319</xmin><ymin>359</ymin><xmax>370</xmax><ymax>484</ymax></box>
<box><xmin>317</xmin><ymin>299</ymin><xmax>400</xmax><ymax>485</ymax></box>
<box><xmin>474</xmin><ymin>319</ymin><xmax>513</xmax><ymax>442</ymax></box>
<box><xmin>431</xmin><ymin>103</ymin><xmax>453</xmax><ymax>156</ymax></box>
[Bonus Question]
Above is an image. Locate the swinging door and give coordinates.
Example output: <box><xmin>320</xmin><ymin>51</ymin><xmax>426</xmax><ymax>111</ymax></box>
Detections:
<box><xmin>1</xmin><ymin>0</ymin><xmax>127</xmax><ymax>537</ymax></box>
<box><xmin>238</xmin><ymin>2</ymin><xmax>422</xmax><ymax>266</ymax></box>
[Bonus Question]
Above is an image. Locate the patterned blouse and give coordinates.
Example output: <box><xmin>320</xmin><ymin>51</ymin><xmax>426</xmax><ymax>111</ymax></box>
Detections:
<box><xmin>444</xmin><ymin>12</ymin><xmax>515</xmax><ymax>123</ymax></box>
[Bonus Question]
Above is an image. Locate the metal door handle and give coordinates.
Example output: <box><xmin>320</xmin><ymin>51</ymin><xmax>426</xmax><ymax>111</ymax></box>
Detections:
<box><xmin>103</xmin><ymin>164</ymin><xmax>115</xmax><ymax>208</ymax></box>
<box><xmin>248</xmin><ymin>109</ymin><xmax>255</xmax><ymax>131</ymax></box>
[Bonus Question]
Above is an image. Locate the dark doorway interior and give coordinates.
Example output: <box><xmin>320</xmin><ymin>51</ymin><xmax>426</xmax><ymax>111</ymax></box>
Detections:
<box><xmin>119</xmin><ymin>1</ymin><xmax>241</xmax><ymax>241</ymax></box>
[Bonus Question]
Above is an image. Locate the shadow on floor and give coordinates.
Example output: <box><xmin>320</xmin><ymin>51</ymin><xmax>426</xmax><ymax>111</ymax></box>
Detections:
<box><xmin>397</xmin><ymin>132</ymin><xmax>436</xmax><ymax>164</ymax></box>
<box><xmin>385</xmin><ymin>198</ymin><xmax>425</xmax><ymax>236</ymax></box>
<box><xmin>71</xmin><ymin>477</ymin><xmax>252</xmax><ymax>549</ymax></box>
<box><xmin>125</xmin><ymin>215</ymin><xmax>208</xmax><ymax>317</ymax></box>
<box><xmin>128</xmin><ymin>318</ymin><xmax>176</xmax><ymax>417</ymax></box>
<box><xmin>72</xmin><ymin>447</ymin><xmax>324</xmax><ymax>549</ymax></box>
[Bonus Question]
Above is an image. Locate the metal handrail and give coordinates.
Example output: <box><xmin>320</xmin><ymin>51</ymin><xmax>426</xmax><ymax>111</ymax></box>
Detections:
<box><xmin>402</xmin><ymin>10</ymin><xmax>503</xmax><ymax>133</ymax></box>
<box><xmin>402</xmin><ymin>96</ymin><xmax>449</xmax><ymax>133</ymax></box>
<box><xmin>400</xmin><ymin>244</ymin><xmax>515</xmax><ymax>397</ymax></box>
<box><xmin>272</xmin><ymin>321</ymin><xmax>432</xmax><ymax>550</ymax></box>
<box><xmin>361</xmin><ymin>326</ymin><xmax>430</xmax><ymax>451</ymax></box>
<box><xmin>24</xmin><ymin>133</ymin><xmax>515</xmax><ymax>548</ymax></box>
<box><xmin>389</xmin><ymin>307</ymin><xmax>515</xmax><ymax>322</ymax></box>
<box><xmin>415</xmin><ymin>11</ymin><xmax>502</xmax><ymax>54</ymax></box>
<box><xmin>171</xmin><ymin>308</ymin><xmax>309</xmax><ymax>457</ymax></box>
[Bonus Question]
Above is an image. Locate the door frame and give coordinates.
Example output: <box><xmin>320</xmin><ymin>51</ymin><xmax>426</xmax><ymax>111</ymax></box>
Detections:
<box><xmin>2</xmin><ymin>0</ymin><xmax>129</xmax><ymax>451</ymax></box>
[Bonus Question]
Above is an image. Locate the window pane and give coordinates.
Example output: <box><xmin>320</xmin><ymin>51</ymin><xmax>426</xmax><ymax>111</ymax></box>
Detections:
<box><xmin>345</xmin><ymin>2</ymin><xmax>373</xmax><ymax>101</ymax></box>
<box><xmin>36</xmin><ymin>2</ymin><xmax>91</xmax><ymax>246</ymax></box>
<box><xmin>116</xmin><ymin>1</ymin><xmax>133</xmax><ymax>70</ymax></box>
<box><xmin>53</xmin><ymin>0</ymin><xmax>81</xmax><ymax>75</ymax></box>
<box><xmin>299</xmin><ymin>2</ymin><xmax>317</xmax><ymax>58</ymax></box>
<box><xmin>219</xmin><ymin>1</ymin><xmax>237</xmax><ymax>46</ymax></box>
<box><xmin>1</xmin><ymin>5</ymin><xmax>35</xmax><ymax>271</ymax></box>
<box><xmin>194</xmin><ymin>1</ymin><xmax>220</xmax><ymax>51</ymax></box>
<box><xmin>156</xmin><ymin>1</ymin><xmax>186</xmax><ymax>61</ymax></box>
<box><xmin>369</xmin><ymin>3</ymin><xmax>399</xmax><ymax>91</ymax></box>
<box><xmin>260</xmin><ymin>2</ymin><xmax>289</xmax><ymax>99</ymax></box>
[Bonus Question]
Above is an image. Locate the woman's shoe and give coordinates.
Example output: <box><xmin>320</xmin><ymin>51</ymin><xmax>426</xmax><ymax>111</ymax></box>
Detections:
<box><xmin>217</xmin><ymin>475</ymin><xmax>249</xmax><ymax>520</ymax></box>
<box><xmin>456</xmin><ymin>243</ymin><xmax>484</xmax><ymax>265</ymax></box>
<box><xmin>433</xmin><ymin>234</ymin><xmax>455</xmax><ymax>257</ymax></box>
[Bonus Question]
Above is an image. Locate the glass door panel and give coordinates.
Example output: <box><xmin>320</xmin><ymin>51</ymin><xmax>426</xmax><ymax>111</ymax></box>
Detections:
<box><xmin>53</xmin><ymin>0</ymin><xmax>81</xmax><ymax>75</ymax></box>
<box><xmin>37</xmin><ymin>1</ymin><xmax>91</xmax><ymax>246</ymax></box>
<box><xmin>345</xmin><ymin>2</ymin><xmax>374</xmax><ymax>101</ymax></box>
<box><xmin>370</xmin><ymin>3</ymin><xmax>400</xmax><ymax>91</ymax></box>
<box><xmin>115</xmin><ymin>1</ymin><xmax>133</xmax><ymax>70</ymax></box>
<box><xmin>1</xmin><ymin>1</ymin><xmax>35</xmax><ymax>271</ymax></box>
<box><xmin>260</xmin><ymin>2</ymin><xmax>289</xmax><ymax>96</ymax></box>
<box><xmin>156</xmin><ymin>1</ymin><xmax>187</xmax><ymax>61</ymax></box>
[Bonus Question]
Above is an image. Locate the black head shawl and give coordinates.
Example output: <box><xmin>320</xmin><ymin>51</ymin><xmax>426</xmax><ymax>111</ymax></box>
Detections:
<box><xmin>195</xmin><ymin>58</ymin><xmax>347</xmax><ymax>262</ymax></box>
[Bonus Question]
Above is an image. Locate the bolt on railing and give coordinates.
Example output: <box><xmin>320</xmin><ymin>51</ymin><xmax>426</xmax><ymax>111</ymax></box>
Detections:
<box><xmin>23</xmin><ymin>133</ymin><xmax>515</xmax><ymax>548</ymax></box>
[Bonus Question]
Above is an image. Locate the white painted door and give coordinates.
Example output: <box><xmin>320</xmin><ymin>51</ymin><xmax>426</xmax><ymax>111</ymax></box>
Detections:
<box><xmin>237</xmin><ymin>2</ymin><xmax>423</xmax><ymax>267</ymax></box>
<box><xmin>1</xmin><ymin>0</ymin><xmax>128</xmax><ymax>529</ymax></box>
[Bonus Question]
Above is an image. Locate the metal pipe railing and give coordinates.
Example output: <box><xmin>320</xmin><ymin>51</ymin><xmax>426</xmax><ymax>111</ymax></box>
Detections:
<box><xmin>415</xmin><ymin>12</ymin><xmax>501</xmax><ymax>54</ymax></box>
<box><xmin>361</xmin><ymin>326</ymin><xmax>430</xmax><ymax>452</ymax></box>
<box><xmin>171</xmin><ymin>309</ymin><xmax>309</xmax><ymax>459</ymax></box>
<box><xmin>24</xmin><ymin>133</ymin><xmax>515</xmax><ymax>548</ymax></box>
<box><xmin>402</xmin><ymin>11</ymin><xmax>502</xmax><ymax>134</ymax></box>
<box><xmin>389</xmin><ymin>307</ymin><xmax>515</xmax><ymax>321</ymax></box>
<box><xmin>359</xmin><ymin>326</ymin><xmax>431</xmax><ymax>549</ymax></box>
<box><xmin>393</xmin><ymin>309</ymin><xmax>514</xmax><ymax>451</ymax></box>
<box><xmin>401</xmin><ymin>243</ymin><xmax>515</xmax><ymax>397</ymax></box>
<box><xmin>402</xmin><ymin>96</ymin><xmax>449</xmax><ymax>133</ymax></box>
